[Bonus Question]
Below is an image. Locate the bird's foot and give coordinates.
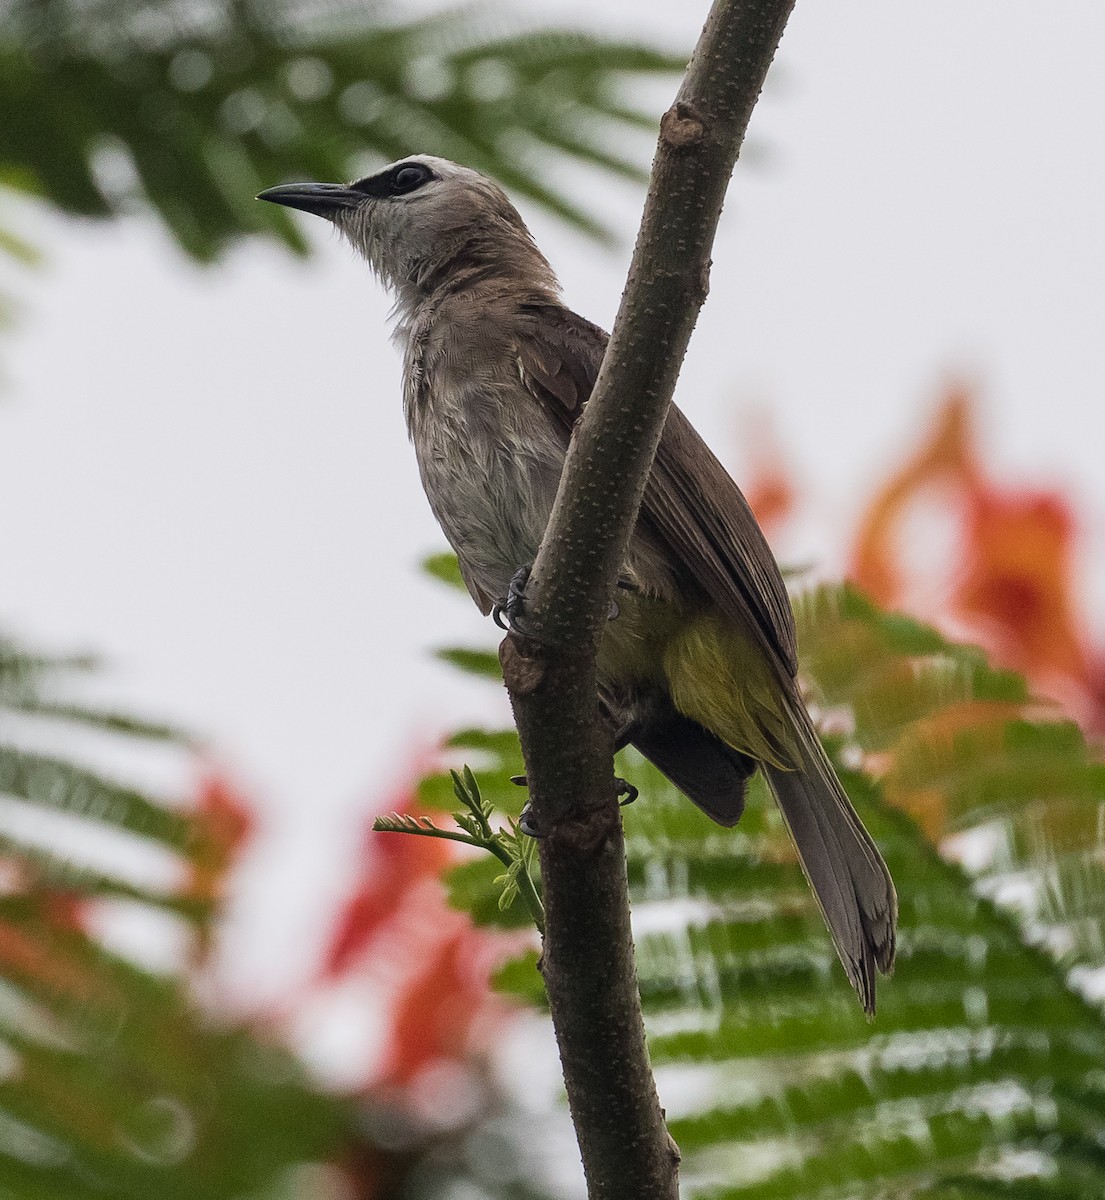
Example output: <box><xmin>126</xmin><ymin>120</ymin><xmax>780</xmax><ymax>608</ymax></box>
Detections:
<box><xmin>510</xmin><ymin>776</ymin><xmax>546</xmax><ymax>838</ymax></box>
<box><xmin>492</xmin><ymin>564</ymin><xmax>535</xmax><ymax>637</ymax></box>
<box><xmin>494</xmin><ymin>565</ymin><xmax>631</xmax><ymax>627</ymax></box>
<box><xmin>510</xmin><ymin>773</ymin><xmax>636</xmax><ymax>837</ymax></box>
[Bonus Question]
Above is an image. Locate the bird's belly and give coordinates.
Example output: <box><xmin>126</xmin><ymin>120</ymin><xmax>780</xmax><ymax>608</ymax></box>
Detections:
<box><xmin>414</xmin><ymin>406</ymin><xmax>565</xmax><ymax>603</ymax></box>
<box><xmin>410</xmin><ymin>386</ymin><xmax>682</xmax><ymax>618</ymax></box>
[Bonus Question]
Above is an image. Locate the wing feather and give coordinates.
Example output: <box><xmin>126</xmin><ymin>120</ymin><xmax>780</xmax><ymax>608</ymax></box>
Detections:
<box><xmin>515</xmin><ymin>303</ymin><xmax>797</xmax><ymax>677</ymax></box>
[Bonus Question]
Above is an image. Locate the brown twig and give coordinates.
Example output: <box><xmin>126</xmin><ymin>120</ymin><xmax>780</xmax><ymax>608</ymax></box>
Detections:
<box><xmin>498</xmin><ymin>1</ymin><xmax>797</xmax><ymax>1196</ymax></box>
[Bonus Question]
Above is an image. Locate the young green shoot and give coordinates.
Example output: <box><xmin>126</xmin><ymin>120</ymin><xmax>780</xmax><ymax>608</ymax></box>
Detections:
<box><xmin>373</xmin><ymin>766</ymin><xmax>545</xmax><ymax>934</ymax></box>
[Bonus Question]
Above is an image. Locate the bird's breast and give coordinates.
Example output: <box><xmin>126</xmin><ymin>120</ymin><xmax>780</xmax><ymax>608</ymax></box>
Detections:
<box><xmin>397</xmin><ymin>303</ymin><xmax>680</xmax><ymax>618</ymax></box>
<box><xmin>406</xmin><ymin>354</ymin><xmax>566</xmax><ymax>604</ymax></box>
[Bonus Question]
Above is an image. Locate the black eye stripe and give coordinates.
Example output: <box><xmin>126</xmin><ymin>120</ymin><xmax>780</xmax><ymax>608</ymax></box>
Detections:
<box><xmin>350</xmin><ymin>162</ymin><xmax>435</xmax><ymax>198</ymax></box>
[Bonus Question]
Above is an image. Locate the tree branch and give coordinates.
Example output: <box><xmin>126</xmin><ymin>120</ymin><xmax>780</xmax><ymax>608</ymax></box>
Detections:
<box><xmin>498</xmin><ymin>1</ymin><xmax>796</xmax><ymax>1196</ymax></box>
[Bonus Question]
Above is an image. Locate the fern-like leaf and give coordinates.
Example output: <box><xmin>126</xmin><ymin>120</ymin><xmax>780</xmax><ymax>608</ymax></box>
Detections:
<box><xmin>0</xmin><ymin>0</ymin><xmax>685</xmax><ymax>260</ymax></box>
<box><xmin>427</xmin><ymin>556</ymin><xmax>1105</xmax><ymax>1198</ymax></box>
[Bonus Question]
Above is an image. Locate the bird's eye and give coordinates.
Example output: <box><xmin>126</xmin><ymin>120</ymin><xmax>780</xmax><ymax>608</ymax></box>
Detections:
<box><xmin>391</xmin><ymin>164</ymin><xmax>432</xmax><ymax>194</ymax></box>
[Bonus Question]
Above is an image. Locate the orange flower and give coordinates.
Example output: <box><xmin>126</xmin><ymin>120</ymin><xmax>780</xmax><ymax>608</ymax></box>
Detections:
<box><xmin>850</xmin><ymin>386</ymin><xmax>979</xmax><ymax>606</ymax></box>
<box><xmin>954</xmin><ymin>487</ymin><xmax>1088</xmax><ymax>684</ymax></box>
<box><xmin>849</xmin><ymin>385</ymin><xmax>1101</xmax><ymax>724</ymax></box>
<box><xmin>740</xmin><ymin>409</ymin><xmax>796</xmax><ymax>536</ymax></box>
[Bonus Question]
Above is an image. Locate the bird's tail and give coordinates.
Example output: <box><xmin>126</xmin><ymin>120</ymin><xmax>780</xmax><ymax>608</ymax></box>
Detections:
<box><xmin>762</xmin><ymin>694</ymin><xmax>897</xmax><ymax>1014</ymax></box>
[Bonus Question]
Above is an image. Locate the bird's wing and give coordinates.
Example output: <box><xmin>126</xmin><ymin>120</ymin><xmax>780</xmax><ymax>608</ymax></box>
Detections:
<box><xmin>516</xmin><ymin>303</ymin><xmax>798</xmax><ymax>678</ymax></box>
<box><xmin>457</xmin><ymin>557</ymin><xmax>497</xmax><ymax>616</ymax></box>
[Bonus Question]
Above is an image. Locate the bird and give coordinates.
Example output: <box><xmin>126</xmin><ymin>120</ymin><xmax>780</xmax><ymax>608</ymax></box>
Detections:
<box><xmin>258</xmin><ymin>155</ymin><xmax>896</xmax><ymax>1012</ymax></box>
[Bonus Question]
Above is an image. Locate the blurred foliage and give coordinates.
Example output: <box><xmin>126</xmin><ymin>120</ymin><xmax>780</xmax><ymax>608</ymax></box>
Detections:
<box><xmin>0</xmin><ymin>637</ymin><xmax>197</xmax><ymax>913</ymax></box>
<box><xmin>4</xmin><ymin>561</ymin><xmax>1105</xmax><ymax>1198</ymax></box>
<box><xmin>422</xmin><ymin>562</ymin><xmax>1105</xmax><ymax>1199</ymax></box>
<box><xmin>0</xmin><ymin>639</ymin><xmax>352</xmax><ymax>1197</ymax></box>
<box><xmin>0</xmin><ymin>0</ymin><xmax>684</xmax><ymax>261</ymax></box>
<box><xmin>0</xmin><ymin>639</ymin><xmax>570</xmax><ymax>1198</ymax></box>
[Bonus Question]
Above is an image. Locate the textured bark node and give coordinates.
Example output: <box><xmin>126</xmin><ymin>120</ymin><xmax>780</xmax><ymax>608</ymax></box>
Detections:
<box><xmin>498</xmin><ymin>635</ymin><xmax>545</xmax><ymax>695</ymax></box>
<box><xmin>501</xmin><ymin>2</ymin><xmax>796</xmax><ymax>1197</ymax></box>
<box><xmin>660</xmin><ymin>101</ymin><xmax>706</xmax><ymax>147</ymax></box>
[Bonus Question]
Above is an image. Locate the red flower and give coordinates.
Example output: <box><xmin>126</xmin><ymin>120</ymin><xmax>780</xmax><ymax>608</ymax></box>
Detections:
<box><xmin>188</xmin><ymin>771</ymin><xmax>256</xmax><ymax>906</ymax></box>
<box><xmin>849</xmin><ymin>386</ymin><xmax>1104</xmax><ymax>726</ymax></box>
<box><xmin>954</xmin><ymin>488</ymin><xmax>1087</xmax><ymax>683</ymax></box>
<box><xmin>312</xmin><ymin>764</ymin><xmax>521</xmax><ymax>1098</ymax></box>
<box><xmin>321</xmin><ymin>786</ymin><xmax>451</xmax><ymax>982</ymax></box>
<box><xmin>375</xmin><ymin>924</ymin><xmax>504</xmax><ymax>1089</ymax></box>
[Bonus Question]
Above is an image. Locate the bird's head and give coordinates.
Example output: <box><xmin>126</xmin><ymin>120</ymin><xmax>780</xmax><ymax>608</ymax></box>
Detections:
<box><xmin>258</xmin><ymin>155</ymin><xmax>557</xmax><ymax>304</ymax></box>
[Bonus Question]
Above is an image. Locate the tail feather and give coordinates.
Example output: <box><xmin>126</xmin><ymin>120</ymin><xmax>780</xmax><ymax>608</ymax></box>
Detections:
<box><xmin>762</xmin><ymin>696</ymin><xmax>897</xmax><ymax>1014</ymax></box>
<box><xmin>630</xmin><ymin>712</ymin><xmax>757</xmax><ymax>828</ymax></box>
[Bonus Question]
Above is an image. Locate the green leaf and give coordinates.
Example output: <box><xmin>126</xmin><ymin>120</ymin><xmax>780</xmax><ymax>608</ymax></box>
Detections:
<box><xmin>1</xmin><ymin>700</ymin><xmax>190</xmax><ymax>742</ymax></box>
<box><xmin>418</xmin><ymin>737</ymin><xmax>526</xmax><ymax>818</ymax></box>
<box><xmin>422</xmin><ymin>550</ymin><xmax>468</xmax><ymax>591</ymax></box>
<box><xmin>491</xmin><ymin>947</ymin><xmax>544</xmax><ymax>1004</ymax></box>
<box><xmin>0</xmin><ymin>746</ymin><xmax>194</xmax><ymax>851</ymax></box>
<box><xmin>434</xmin><ymin>646</ymin><xmax>502</xmax><ymax>679</ymax></box>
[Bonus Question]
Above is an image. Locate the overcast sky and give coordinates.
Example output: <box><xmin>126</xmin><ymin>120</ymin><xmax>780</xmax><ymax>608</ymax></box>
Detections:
<box><xmin>3</xmin><ymin>0</ymin><xmax>1104</xmax><ymax>1000</ymax></box>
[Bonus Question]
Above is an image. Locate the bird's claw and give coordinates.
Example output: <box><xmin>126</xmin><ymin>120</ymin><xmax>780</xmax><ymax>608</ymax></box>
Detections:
<box><xmin>492</xmin><ymin>565</ymin><xmax>534</xmax><ymax>635</ymax></box>
<box><xmin>608</xmin><ymin>576</ymin><xmax>639</xmax><ymax>622</ymax></box>
<box><xmin>513</xmin><ymin>772</ymin><xmax>633</xmax><ymax>811</ymax></box>
<box><xmin>518</xmin><ymin>801</ymin><xmax>545</xmax><ymax>838</ymax></box>
<box><xmin>512</xmin><ymin>777</ymin><xmax>546</xmax><ymax>838</ymax></box>
<box><xmin>512</xmin><ymin>775</ymin><xmax>635</xmax><ymax>834</ymax></box>
<box><xmin>495</xmin><ymin>565</ymin><xmax>626</xmax><ymax>629</ymax></box>
<box><xmin>616</xmin><ymin>778</ymin><xmax>638</xmax><ymax>807</ymax></box>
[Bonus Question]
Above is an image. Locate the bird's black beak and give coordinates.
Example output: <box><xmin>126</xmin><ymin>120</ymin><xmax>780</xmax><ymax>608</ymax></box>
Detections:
<box><xmin>256</xmin><ymin>182</ymin><xmax>360</xmax><ymax>217</ymax></box>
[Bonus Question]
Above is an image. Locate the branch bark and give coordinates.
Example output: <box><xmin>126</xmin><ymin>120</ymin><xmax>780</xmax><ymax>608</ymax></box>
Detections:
<box><xmin>499</xmin><ymin>1</ymin><xmax>795</xmax><ymax>1196</ymax></box>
